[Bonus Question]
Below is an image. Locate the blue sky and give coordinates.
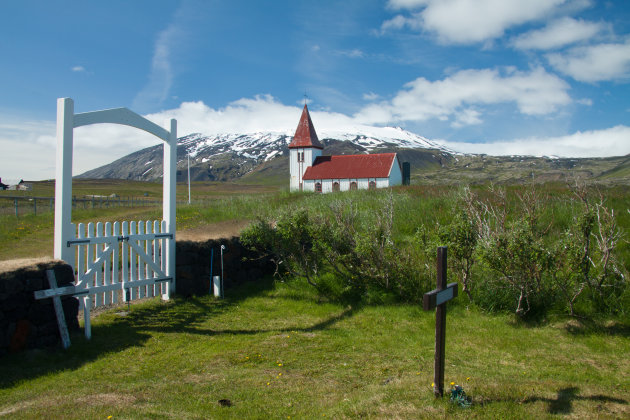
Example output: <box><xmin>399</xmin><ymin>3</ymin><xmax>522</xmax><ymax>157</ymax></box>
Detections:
<box><xmin>1</xmin><ymin>0</ymin><xmax>630</xmax><ymax>180</ymax></box>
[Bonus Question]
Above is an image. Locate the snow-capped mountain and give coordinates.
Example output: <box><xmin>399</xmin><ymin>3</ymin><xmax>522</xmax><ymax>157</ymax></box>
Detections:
<box><xmin>77</xmin><ymin>127</ymin><xmax>455</xmax><ymax>182</ymax></box>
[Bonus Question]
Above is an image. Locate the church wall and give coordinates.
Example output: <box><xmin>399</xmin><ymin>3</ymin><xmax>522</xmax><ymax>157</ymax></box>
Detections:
<box><xmin>303</xmin><ymin>177</ymin><xmax>394</xmax><ymax>193</ymax></box>
<box><xmin>290</xmin><ymin>148</ymin><xmax>322</xmax><ymax>191</ymax></box>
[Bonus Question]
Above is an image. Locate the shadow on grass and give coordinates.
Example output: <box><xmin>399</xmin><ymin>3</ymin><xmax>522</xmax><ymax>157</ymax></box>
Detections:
<box><xmin>564</xmin><ymin>318</ymin><xmax>630</xmax><ymax>338</ymax></box>
<box><xmin>522</xmin><ymin>387</ymin><xmax>627</xmax><ymax>414</ymax></box>
<box><xmin>0</xmin><ymin>276</ymin><xmax>359</xmax><ymax>389</ymax></box>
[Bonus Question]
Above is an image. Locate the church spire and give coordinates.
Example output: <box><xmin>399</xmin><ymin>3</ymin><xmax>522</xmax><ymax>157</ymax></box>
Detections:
<box><xmin>288</xmin><ymin>104</ymin><xmax>323</xmax><ymax>149</ymax></box>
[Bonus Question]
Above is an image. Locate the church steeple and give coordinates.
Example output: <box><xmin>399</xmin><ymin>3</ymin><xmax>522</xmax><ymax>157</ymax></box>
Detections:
<box><xmin>289</xmin><ymin>104</ymin><xmax>324</xmax><ymax>149</ymax></box>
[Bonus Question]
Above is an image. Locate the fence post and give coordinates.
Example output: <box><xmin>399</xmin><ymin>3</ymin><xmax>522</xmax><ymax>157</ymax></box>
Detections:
<box><xmin>33</xmin><ymin>198</ymin><xmax>37</xmax><ymax>216</ymax></box>
<box><xmin>14</xmin><ymin>198</ymin><xmax>18</xmax><ymax>217</ymax></box>
<box><xmin>50</xmin><ymin>198</ymin><xmax>53</xmax><ymax>212</ymax></box>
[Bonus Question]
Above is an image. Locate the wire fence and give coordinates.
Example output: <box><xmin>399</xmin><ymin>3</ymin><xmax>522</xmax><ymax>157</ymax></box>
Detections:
<box><xmin>0</xmin><ymin>195</ymin><xmax>163</xmax><ymax>217</ymax></box>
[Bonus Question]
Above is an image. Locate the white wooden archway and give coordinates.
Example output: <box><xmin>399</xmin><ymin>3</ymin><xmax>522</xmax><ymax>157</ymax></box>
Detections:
<box><xmin>53</xmin><ymin>98</ymin><xmax>177</xmax><ymax>328</ymax></box>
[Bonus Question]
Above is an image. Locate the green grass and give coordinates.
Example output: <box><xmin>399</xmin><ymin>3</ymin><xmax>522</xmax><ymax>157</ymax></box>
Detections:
<box><xmin>0</xmin><ymin>278</ymin><xmax>628</xmax><ymax>419</ymax></box>
<box><xmin>0</xmin><ymin>181</ymin><xmax>285</xmax><ymax>261</ymax></box>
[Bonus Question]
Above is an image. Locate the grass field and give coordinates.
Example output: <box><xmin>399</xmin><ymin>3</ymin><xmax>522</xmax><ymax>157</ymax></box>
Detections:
<box><xmin>1</xmin><ymin>180</ymin><xmax>629</xmax><ymax>418</ymax></box>
<box><xmin>0</xmin><ymin>278</ymin><xmax>628</xmax><ymax>419</ymax></box>
<box><xmin>0</xmin><ymin>181</ymin><xmax>282</xmax><ymax>261</ymax></box>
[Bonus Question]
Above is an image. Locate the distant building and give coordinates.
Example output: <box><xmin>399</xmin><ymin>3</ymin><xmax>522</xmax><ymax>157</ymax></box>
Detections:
<box><xmin>6</xmin><ymin>179</ymin><xmax>32</xmax><ymax>191</ymax></box>
<box><xmin>0</xmin><ymin>178</ymin><xmax>7</xmax><ymax>190</ymax></box>
<box><xmin>289</xmin><ymin>104</ymin><xmax>404</xmax><ymax>193</ymax></box>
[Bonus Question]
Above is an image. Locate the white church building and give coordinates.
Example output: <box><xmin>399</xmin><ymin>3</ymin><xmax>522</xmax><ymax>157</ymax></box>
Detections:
<box><xmin>289</xmin><ymin>104</ymin><xmax>403</xmax><ymax>193</ymax></box>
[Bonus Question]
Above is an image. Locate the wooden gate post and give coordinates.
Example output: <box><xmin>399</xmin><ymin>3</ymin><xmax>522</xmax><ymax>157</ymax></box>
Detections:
<box><xmin>54</xmin><ymin>98</ymin><xmax>75</xmax><ymax>266</ymax></box>
<box><xmin>163</xmin><ymin>118</ymin><xmax>177</xmax><ymax>298</ymax></box>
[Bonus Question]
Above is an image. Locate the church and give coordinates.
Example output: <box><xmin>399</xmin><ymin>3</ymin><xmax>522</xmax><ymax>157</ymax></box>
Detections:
<box><xmin>289</xmin><ymin>104</ymin><xmax>405</xmax><ymax>193</ymax></box>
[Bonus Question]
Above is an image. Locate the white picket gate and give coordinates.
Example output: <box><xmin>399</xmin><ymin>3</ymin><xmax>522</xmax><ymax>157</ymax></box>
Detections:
<box><xmin>69</xmin><ymin>220</ymin><xmax>172</xmax><ymax>309</ymax></box>
<box><xmin>32</xmin><ymin>98</ymin><xmax>178</xmax><ymax>344</ymax></box>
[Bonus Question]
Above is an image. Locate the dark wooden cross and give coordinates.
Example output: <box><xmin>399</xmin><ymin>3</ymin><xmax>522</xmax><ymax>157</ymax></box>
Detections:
<box><xmin>423</xmin><ymin>246</ymin><xmax>458</xmax><ymax>398</ymax></box>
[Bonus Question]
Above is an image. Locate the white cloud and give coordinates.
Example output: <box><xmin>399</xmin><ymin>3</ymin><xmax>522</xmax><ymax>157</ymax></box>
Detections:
<box><xmin>576</xmin><ymin>98</ymin><xmax>593</xmax><ymax>106</ymax></box>
<box><xmin>383</xmin><ymin>0</ymin><xmax>572</xmax><ymax>44</ymax></box>
<box><xmin>71</xmin><ymin>66</ymin><xmax>86</xmax><ymax>72</ymax></box>
<box><xmin>380</xmin><ymin>13</ymin><xmax>422</xmax><ymax>33</ymax></box>
<box><xmin>4</xmin><ymin>93</ymin><xmax>624</xmax><ymax>181</ymax></box>
<box><xmin>363</xmin><ymin>92</ymin><xmax>380</xmax><ymax>101</ymax></box>
<box><xmin>547</xmin><ymin>40</ymin><xmax>630</xmax><ymax>82</ymax></box>
<box><xmin>387</xmin><ymin>0</ymin><xmax>430</xmax><ymax>8</ymax></box>
<box><xmin>438</xmin><ymin>125</ymin><xmax>630</xmax><ymax>157</ymax></box>
<box><xmin>512</xmin><ymin>17</ymin><xmax>604</xmax><ymax>50</ymax></box>
<box><xmin>354</xmin><ymin>67</ymin><xmax>571</xmax><ymax>125</ymax></box>
<box><xmin>132</xmin><ymin>2</ymin><xmax>196</xmax><ymax>112</ymax></box>
<box><xmin>452</xmin><ymin>108</ymin><xmax>482</xmax><ymax>128</ymax></box>
<box><xmin>337</xmin><ymin>49</ymin><xmax>365</xmax><ymax>58</ymax></box>
<box><xmin>132</xmin><ymin>24</ymin><xmax>178</xmax><ymax>112</ymax></box>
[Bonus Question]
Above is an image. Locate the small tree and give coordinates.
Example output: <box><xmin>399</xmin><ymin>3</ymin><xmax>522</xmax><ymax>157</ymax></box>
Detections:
<box><xmin>439</xmin><ymin>210</ymin><xmax>477</xmax><ymax>301</ymax></box>
<box><xmin>241</xmin><ymin>209</ymin><xmax>323</xmax><ymax>288</ymax></box>
<box><xmin>553</xmin><ymin>182</ymin><xmax>626</xmax><ymax>316</ymax></box>
<box><xmin>481</xmin><ymin>220</ymin><xmax>553</xmax><ymax>317</ymax></box>
<box><xmin>476</xmin><ymin>182</ymin><xmax>554</xmax><ymax>318</ymax></box>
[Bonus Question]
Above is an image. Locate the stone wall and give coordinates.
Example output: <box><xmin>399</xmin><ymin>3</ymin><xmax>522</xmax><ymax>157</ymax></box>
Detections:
<box><xmin>0</xmin><ymin>238</ymin><xmax>273</xmax><ymax>356</ymax></box>
<box><xmin>0</xmin><ymin>261</ymin><xmax>79</xmax><ymax>356</ymax></box>
<box><xmin>176</xmin><ymin>237</ymin><xmax>275</xmax><ymax>297</ymax></box>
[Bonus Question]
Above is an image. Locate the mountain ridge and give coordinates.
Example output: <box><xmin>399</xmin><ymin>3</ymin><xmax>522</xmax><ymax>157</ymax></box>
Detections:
<box><xmin>76</xmin><ymin>128</ymin><xmax>630</xmax><ymax>186</ymax></box>
<box><xmin>77</xmin><ymin>127</ymin><xmax>455</xmax><ymax>182</ymax></box>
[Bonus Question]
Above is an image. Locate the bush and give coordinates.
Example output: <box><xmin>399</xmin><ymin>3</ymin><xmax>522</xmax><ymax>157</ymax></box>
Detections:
<box><xmin>241</xmin><ymin>185</ymin><xmax>628</xmax><ymax>317</ymax></box>
<box><xmin>241</xmin><ymin>192</ymin><xmax>432</xmax><ymax>304</ymax></box>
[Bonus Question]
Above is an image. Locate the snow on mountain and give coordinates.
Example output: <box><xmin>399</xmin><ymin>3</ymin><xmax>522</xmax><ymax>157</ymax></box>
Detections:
<box><xmin>179</xmin><ymin>125</ymin><xmax>454</xmax><ymax>163</ymax></box>
<box><xmin>78</xmin><ymin>126</ymin><xmax>454</xmax><ymax>182</ymax></box>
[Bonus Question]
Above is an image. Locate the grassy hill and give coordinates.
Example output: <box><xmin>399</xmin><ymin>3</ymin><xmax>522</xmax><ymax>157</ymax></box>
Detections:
<box><xmin>412</xmin><ymin>154</ymin><xmax>630</xmax><ymax>185</ymax></box>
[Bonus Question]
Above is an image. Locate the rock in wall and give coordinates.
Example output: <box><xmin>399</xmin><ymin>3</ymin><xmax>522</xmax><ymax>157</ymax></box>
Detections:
<box><xmin>0</xmin><ymin>261</ymin><xmax>79</xmax><ymax>356</ymax></box>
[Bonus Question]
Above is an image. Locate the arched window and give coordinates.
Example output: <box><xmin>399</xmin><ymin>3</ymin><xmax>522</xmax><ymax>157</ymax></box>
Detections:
<box><xmin>368</xmin><ymin>181</ymin><xmax>376</xmax><ymax>190</ymax></box>
<box><xmin>315</xmin><ymin>182</ymin><xmax>322</xmax><ymax>193</ymax></box>
<box><xmin>350</xmin><ymin>181</ymin><xmax>358</xmax><ymax>191</ymax></box>
<box><xmin>333</xmin><ymin>182</ymin><xmax>340</xmax><ymax>192</ymax></box>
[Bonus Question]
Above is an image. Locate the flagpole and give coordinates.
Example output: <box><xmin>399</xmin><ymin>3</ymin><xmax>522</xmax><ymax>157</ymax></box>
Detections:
<box><xmin>187</xmin><ymin>152</ymin><xmax>191</xmax><ymax>205</ymax></box>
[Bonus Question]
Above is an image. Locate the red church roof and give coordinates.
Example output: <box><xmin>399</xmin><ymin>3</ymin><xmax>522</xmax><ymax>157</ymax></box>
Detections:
<box><xmin>303</xmin><ymin>153</ymin><xmax>398</xmax><ymax>180</ymax></box>
<box><xmin>288</xmin><ymin>105</ymin><xmax>324</xmax><ymax>149</ymax></box>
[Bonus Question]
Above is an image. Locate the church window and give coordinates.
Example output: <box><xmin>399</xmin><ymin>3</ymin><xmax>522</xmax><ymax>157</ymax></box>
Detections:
<box><xmin>315</xmin><ymin>182</ymin><xmax>322</xmax><ymax>193</ymax></box>
<box><xmin>368</xmin><ymin>181</ymin><xmax>376</xmax><ymax>190</ymax></box>
<box><xmin>333</xmin><ymin>182</ymin><xmax>340</xmax><ymax>192</ymax></box>
<box><xmin>350</xmin><ymin>181</ymin><xmax>358</xmax><ymax>191</ymax></box>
